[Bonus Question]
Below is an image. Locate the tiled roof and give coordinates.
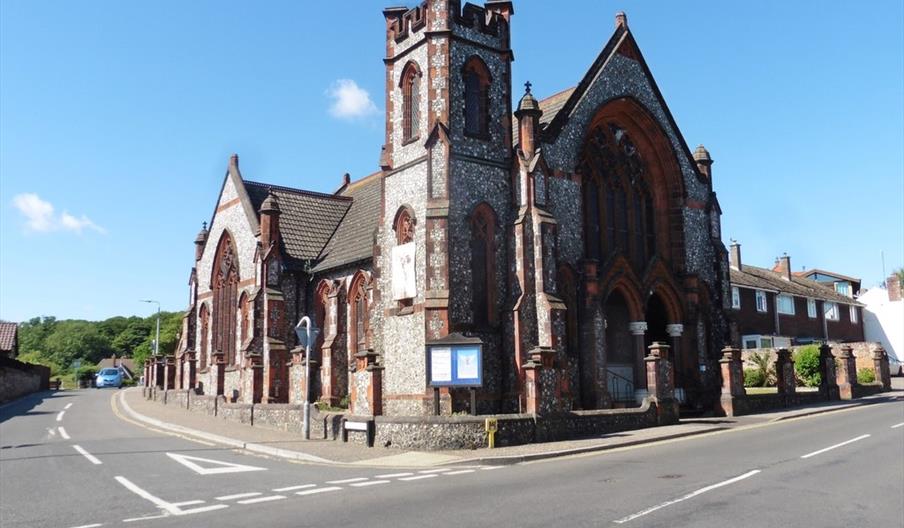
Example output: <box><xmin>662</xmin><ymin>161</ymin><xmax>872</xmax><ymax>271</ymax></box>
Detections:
<box><xmin>793</xmin><ymin>268</ymin><xmax>861</xmax><ymax>284</ymax></box>
<box><xmin>0</xmin><ymin>322</ymin><xmax>16</xmax><ymax>351</ymax></box>
<box><xmin>512</xmin><ymin>87</ymin><xmax>576</xmax><ymax>146</ymax></box>
<box><xmin>730</xmin><ymin>265</ymin><xmax>862</xmax><ymax>306</ymax></box>
<box><xmin>311</xmin><ymin>172</ymin><xmax>381</xmax><ymax>272</ymax></box>
<box><xmin>244</xmin><ymin>181</ymin><xmax>351</xmax><ymax>262</ymax></box>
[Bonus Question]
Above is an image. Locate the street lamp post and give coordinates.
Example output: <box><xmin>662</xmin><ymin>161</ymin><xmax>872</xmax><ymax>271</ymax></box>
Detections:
<box><xmin>294</xmin><ymin>316</ymin><xmax>319</xmax><ymax>440</ymax></box>
<box><xmin>140</xmin><ymin>300</ymin><xmax>161</xmax><ymax>357</ymax></box>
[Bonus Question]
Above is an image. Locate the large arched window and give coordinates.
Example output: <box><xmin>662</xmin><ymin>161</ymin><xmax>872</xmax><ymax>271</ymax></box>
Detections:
<box><xmin>211</xmin><ymin>232</ymin><xmax>239</xmax><ymax>366</ymax></box>
<box><xmin>463</xmin><ymin>56</ymin><xmax>491</xmax><ymax>137</ymax></box>
<box><xmin>199</xmin><ymin>303</ymin><xmax>209</xmax><ymax>370</ymax></box>
<box><xmin>401</xmin><ymin>62</ymin><xmax>421</xmax><ymax>143</ymax></box>
<box><xmin>470</xmin><ymin>203</ymin><xmax>496</xmax><ymax>327</ymax></box>
<box><xmin>349</xmin><ymin>272</ymin><xmax>369</xmax><ymax>356</ymax></box>
<box><xmin>581</xmin><ymin>122</ymin><xmax>659</xmax><ymax>273</ymax></box>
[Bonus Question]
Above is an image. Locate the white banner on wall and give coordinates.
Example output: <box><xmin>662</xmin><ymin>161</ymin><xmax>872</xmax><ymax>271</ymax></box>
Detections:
<box><xmin>391</xmin><ymin>242</ymin><xmax>417</xmax><ymax>301</ymax></box>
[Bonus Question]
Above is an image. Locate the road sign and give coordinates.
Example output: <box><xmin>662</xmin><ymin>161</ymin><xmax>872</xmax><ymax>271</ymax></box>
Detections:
<box><xmin>166</xmin><ymin>453</ymin><xmax>267</xmax><ymax>475</ymax></box>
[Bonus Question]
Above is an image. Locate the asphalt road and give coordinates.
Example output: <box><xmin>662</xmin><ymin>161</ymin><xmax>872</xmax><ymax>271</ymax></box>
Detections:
<box><xmin>1</xmin><ymin>388</ymin><xmax>902</xmax><ymax>528</ymax></box>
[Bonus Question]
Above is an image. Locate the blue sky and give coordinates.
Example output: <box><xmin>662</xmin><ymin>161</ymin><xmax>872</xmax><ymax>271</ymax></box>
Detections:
<box><xmin>1</xmin><ymin>0</ymin><xmax>902</xmax><ymax>322</ymax></box>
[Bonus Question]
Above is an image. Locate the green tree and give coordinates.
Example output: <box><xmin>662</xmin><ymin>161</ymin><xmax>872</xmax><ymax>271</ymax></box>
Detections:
<box><xmin>794</xmin><ymin>345</ymin><xmax>822</xmax><ymax>387</ymax></box>
<box><xmin>43</xmin><ymin>320</ymin><xmax>112</xmax><ymax>366</ymax></box>
<box><xmin>17</xmin><ymin>316</ymin><xmax>57</xmax><ymax>356</ymax></box>
<box><xmin>132</xmin><ymin>312</ymin><xmax>183</xmax><ymax>368</ymax></box>
<box><xmin>111</xmin><ymin>319</ymin><xmax>152</xmax><ymax>356</ymax></box>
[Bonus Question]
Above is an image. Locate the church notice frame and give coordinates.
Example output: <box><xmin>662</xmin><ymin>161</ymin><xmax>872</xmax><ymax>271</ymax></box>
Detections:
<box><xmin>425</xmin><ymin>332</ymin><xmax>483</xmax><ymax>415</ymax></box>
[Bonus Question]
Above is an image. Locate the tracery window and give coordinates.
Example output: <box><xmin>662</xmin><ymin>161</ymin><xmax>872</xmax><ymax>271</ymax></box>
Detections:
<box><xmin>401</xmin><ymin>62</ymin><xmax>421</xmax><ymax>143</ymax></box>
<box><xmin>211</xmin><ymin>232</ymin><xmax>239</xmax><ymax>366</ymax></box>
<box><xmin>463</xmin><ymin>56</ymin><xmax>491</xmax><ymax>137</ymax></box>
<box><xmin>239</xmin><ymin>292</ymin><xmax>250</xmax><ymax>355</ymax></box>
<box><xmin>470</xmin><ymin>203</ymin><xmax>496</xmax><ymax>327</ymax></box>
<box><xmin>349</xmin><ymin>273</ymin><xmax>369</xmax><ymax>356</ymax></box>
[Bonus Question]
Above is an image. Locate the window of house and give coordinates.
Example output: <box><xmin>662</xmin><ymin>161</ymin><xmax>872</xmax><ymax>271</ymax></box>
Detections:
<box><xmin>743</xmin><ymin>338</ymin><xmax>758</xmax><ymax>350</ymax></box>
<box><xmin>463</xmin><ymin>56</ymin><xmax>491</xmax><ymax>137</ymax></box>
<box><xmin>401</xmin><ymin>62</ymin><xmax>421</xmax><ymax>143</ymax></box>
<box><xmin>849</xmin><ymin>305</ymin><xmax>858</xmax><ymax>324</ymax></box>
<box><xmin>807</xmin><ymin>298</ymin><xmax>817</xmax><ymax>318</ymax></box>
<box><xmin>731</xmin><ymin>287</ymin><xmax>740</xmax><ymax>309</ymax></box>
<box><xmin>825</xmin><ymin>302</ymin><xmax>839</xmax><ymax>321</ymax></box>
<box><xmin>470</xmin><ymin>203</ymin><xmax>496</xmax><ymax>327</ymax></box>
<box><xmin>755</xmin><ymin>290</ymin><xmax>768</xmax><ymax>313</ymax></box>
<box><xmin>759</xmin><ymin>336</ymin><xmax>774</xmax><ymax>349</ymax></box>
<box><xmin>834</xmin><ymin>282</ymin><xmax>850</xmax><ymax>297</ymax></box>
<box><xmin>777</xmin><ymin>294</ymin><xmax>795</xmax><ymax>315</ymax></box>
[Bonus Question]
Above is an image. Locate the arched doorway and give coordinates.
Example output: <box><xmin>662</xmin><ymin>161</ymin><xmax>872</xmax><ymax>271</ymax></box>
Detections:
<box><xmin>644</xmin><ymin>294</ymin><xmax>670</xmax><ymax>349</ymax></box>
<box><xmin>604</xmin><ymin>289</ymin><xmax>635</xmax><ymax>403</ymax></box>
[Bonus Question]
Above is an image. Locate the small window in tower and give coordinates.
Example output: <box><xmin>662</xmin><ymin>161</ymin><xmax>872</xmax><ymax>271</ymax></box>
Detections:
<box><xmin>463</xmin><ymin>56</ymin><xmax>491</xmax><ymax>138</ymax></box>
<box><xmin>401</xmin><ymin>62</ymin><xmax>421</xmax><ymax>143</ymax></box>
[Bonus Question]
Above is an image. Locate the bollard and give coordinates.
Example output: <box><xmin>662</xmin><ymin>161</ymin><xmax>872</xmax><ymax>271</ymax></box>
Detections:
<box><xmin>485</xmin><ymin>418</ymin><xmax>498</xmax><ymax>449</ymax></box>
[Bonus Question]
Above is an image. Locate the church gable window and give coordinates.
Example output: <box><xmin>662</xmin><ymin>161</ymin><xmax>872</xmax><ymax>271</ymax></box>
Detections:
<box><xmin>349</xmin><ymin>272</ymin><xmax>370</xmax><ymax>356</ymax></box>
<box><xmin>211</xmin><ymin>232</ymin><xmax>240</xmax><ymax>366</ymax></box>
<box><xmin>463</xmin><ymin>56</ymin><xmax>491</xmax><ymax>138</ymax></box>
<box><xmin>401</xmin><ymin>62</ymin><xmax>421</xmax><ymax>143</ymax></box>
<box><xmin>470</xmin><ymin>203</ymin><xmax>497</xmax><ymax>327</ymax></box>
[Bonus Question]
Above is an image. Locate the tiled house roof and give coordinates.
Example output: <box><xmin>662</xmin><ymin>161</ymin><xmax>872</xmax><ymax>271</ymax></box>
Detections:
<box><xmin>311</xmin><ymin>172</ymin><xmax>382</xmax><ymax>272</ymax></box>
<box><xmin>244</xmin><ymin>181</ymin><xmax>352</xmax><ymax>262</ymax></box>
<box><xmin>512</xmin><ymin>86</ymin><xmax>575</xmax><ymax>146</ymax></box>
<box><xmin>0</xmin><ymin>322</ymin><xmax>16</xmax><ymax>352</ymax></box>
<box><xmin>730</xmin><ymin>265</ymin><xmax>862</xmax><ymax>306</ymax></box>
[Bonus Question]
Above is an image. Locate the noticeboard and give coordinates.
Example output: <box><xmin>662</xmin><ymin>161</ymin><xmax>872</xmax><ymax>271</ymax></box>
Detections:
<box><xmin>426</xmin><ymin>334</ymin><xmax>483</xmax><ymax>388</ymax></box>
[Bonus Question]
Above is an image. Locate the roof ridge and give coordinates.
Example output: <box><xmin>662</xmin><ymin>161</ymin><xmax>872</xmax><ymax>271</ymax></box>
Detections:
<box><xmin>244</xmin><ymin>180</ymin><xmax>352</xmax><ymax>202</ymax></box>
<box><xmin>538</xmin><ymin>86</ymin><xmax>576</xmax><ymax>105</ymax></box>
<box><xmin>342</xmin><ymin>171</ymin><xmax>382</xmax><ymax>193</ymax></box>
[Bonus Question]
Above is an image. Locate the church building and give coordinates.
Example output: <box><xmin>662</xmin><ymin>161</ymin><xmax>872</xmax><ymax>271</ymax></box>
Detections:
<box><xmin>175</xmin><ymin>2</ymin><xmax>730</xmax><ymax>417</ymax></box>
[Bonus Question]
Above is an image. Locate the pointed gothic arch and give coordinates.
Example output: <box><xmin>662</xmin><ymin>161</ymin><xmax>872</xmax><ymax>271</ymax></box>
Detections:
<box><xmin>470</xmin><ymin>202</ymin><xmax>497</xmax><ymax>327</ymax></box>
<box><xmin>400</xmin><ymin>61</ymin><xmax>422</xmax><ymax>143</ymax></box>
<box><xmin>211</xmin><ymin>231</ymin><xmax>240</xmax><ymax>366</ymax></box>
<box><xmin>462</xmin><ymin>55</ymin><xmax>492</xmax><ymax>138</ymax></box>
<box><xmin>348</xmin><ymin>271</ymin><xmax>371</xmax><ymax>357</ymax></box>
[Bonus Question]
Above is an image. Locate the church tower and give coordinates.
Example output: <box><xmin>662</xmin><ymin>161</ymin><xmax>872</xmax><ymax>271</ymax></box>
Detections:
<box><xmin>378</xmin><ymin>1</ymin><xmax>514</xmax><ymax>415</ymax></box>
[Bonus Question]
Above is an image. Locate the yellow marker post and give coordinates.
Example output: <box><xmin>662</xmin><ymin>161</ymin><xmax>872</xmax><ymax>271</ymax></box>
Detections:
<box><xmin>485</xmin><ymin>418</ymin><xmax>498</xmax><ymax>449</ymax></box>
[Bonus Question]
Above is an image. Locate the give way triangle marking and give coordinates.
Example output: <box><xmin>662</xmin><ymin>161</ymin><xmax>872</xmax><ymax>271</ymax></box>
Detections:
<box><xmin>166</xmin><ymin>452</ymin><xmax>267</xmax><ymax>475</ymax></box>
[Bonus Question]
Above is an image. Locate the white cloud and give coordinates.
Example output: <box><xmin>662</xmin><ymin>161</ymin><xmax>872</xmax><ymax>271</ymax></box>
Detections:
<box><xmin>326</xmin><ymin>79</ymin><xmax>378</xmax><ymax>119</ymax></box>
<box><xmin>12</xmin><ymin>193</ymin><xmax>106</xmax><ymax>234</ymax></box>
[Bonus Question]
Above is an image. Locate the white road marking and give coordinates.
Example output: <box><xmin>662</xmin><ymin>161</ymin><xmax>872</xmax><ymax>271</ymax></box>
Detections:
<box><xmin>65</xmin><ymin>403</ymin><xmax>73</xmax><ymax>410</ymax></box>
<box><xmin>273</xmin><ymin>484</ymin><xmax>316</xmax><ymax>492</ymax></box>
<box><xmin>237</xmin><ymin>495</ymin><xmax>285</xmax><ymax>504</ymax></box>
<box><xmin>891</xmin><ymin>422</ymin><xmax>904</xmax><ymax>429</ymax></box>
<box><xmin>73</xmin><ymin>445</ymin><xmax>102</xmax><ymax>465</ymax></box>
<box><xmin>480</xmin><ymin>466</ymin><xmax>501</xmax><ymax>470</ymax></box>
<box><xmin>56</xmin><ymin>411</ymin><xmax>65</xmax><ymax>422</ymax></box>
<box><xmin>326</xmin><ymin>477</ymin><xmax>368</xmax><ymax>484</ymax></box>
<box><xmin>171</xmin><ymin>500</ymin><xmax>205</xmax><ymax>507</ymax></box>
<box><xmin>59</xmin><ymin>427</ymin><xmax>71</xmax><ymax>440</ymax></box>
<box><xmin>47</xmin><ymin>428</ymin><xmax>57</xmax><ymax>437</ymax></box>
<box><xmin>296</xmin><ymin>486</ymin><xmax>342</xmax><ymax>496</ymax></box>
<box><xmin>215</xmin><ymin>492</ymin><xmax>261</xmax><ymax>501</ymax></box>
<box><xmin>800</xmin><ymin>434</ymin><xmax>871</xmax><ymax>459</ymax></box>
<box><xmin>123</xmin><ymin>514</ymin><xmax>169</xmax><ymax>523</ymax></box>
<box><xmin>68</xmin><ymin>524</ymin><xmax>103</xmax><ymax>528</ymax></box>
<box><xmin>376</xmin><ymin>472</ymin><xmax>413</xmax><ymax>478</ymax></box>
<box><xmin>166</xmin><ymin>452</ymin><xmax>267</xmax><ymax>475</ymax></box>
<box><xmin>399</xmin><ymin>474</ymin><xmax>437</xmax><ymax>481</ymax></box>
<box><xmin>444</xmin><ymin>469</ymin><xmax>476</xmax><ymax>475</ymax></box>
<box><xmin>350</xmin><ymin>480</ymin><xmax>390</xmax><ymax>487</ymax></box>
<box><xmin>115</xmin><ymin>476</ymin><xmax>228</xmax><ymax>518</ymax></box>
<box><xmin>418</xmin><ymin>468</ymin><xmax>451</xmax><ymax>474</ymax></box>
<box><xmin>613</xmin><ymin>470</ymin><xmax>761</xmax><ymax>524</ymax></box>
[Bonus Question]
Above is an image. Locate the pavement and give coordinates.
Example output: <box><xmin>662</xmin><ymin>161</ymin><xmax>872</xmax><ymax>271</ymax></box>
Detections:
<box><xmin>117</xmin><ymin>381</ymin><xmax>904</xmax><ymax>467</ymax></box>
<box><xmin>2</xmin><ymin>381</ymin><xmax>901</xmax><ymax>528</ymax></box>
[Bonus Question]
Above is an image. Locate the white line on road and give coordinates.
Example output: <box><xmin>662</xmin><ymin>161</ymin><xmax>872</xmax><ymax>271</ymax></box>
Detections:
<box><xmin>65</xmin><ymin>403</ymin><xmax>73</xmax><ymax>410</ymax></box>
<box><xmin>376</xmin><ymin>472</ymin><xmax>413</xmax><ymax>478</ymax></box>
<box><xmin>444</xmin><ymin>469</ymin><xmax>476</xmax><ymax>475</ymax></box>
<box><xmin>73</xmin><ymin>445</ymin><xmax>102</xmax><ymax>465</ymax></box>
<box><xmin>273</xmin><ymin>484</ymin><xmax>316</xmax><ymax>492</ymax></box>
<box><xmin>398</xmin><ymin>474</ymin><xmax>438</xmax><ymax>481</ymax></box>
<box><xmin>891</xmin><ymin>422</ymin><xmax>904</xmax><ymax>429</ymax></box>
<box><xmin>480</xmin><ymin>466</ymin><xmax>501</xmax><ymax>470</ymax></box>
<box><xmin>115</xmin><ymin>476</ymin><xmax>181</xmax><ymax>516</ymax></box>
<box><xmin>68</xmin><ymin>524</ymin><xmax>103</xmax><ymax>528</ymax></box>
<box><xmin>237</xmin><ymin>495</ymin><xmax>286</xmax><ymax>505</ymax></box>
<box><xmin>296</xmin><ymin>486</ymin><xmax>342</xmax><ymax>496</ymax></box>
<box><xmin>326</xmin><ymin>477</ymin><xmax>368</xmax><ymax>484</ymax></box>
<box><xmin>418</xmin><ymin>468</ymin><xmax>452</xmax><ymax>474</ymax></box>
<box><xmin>215</xmin><ymin>492</ymin><xmax>261</xmax><ymax>501</ymax></box>
<box><xmin>613</xmin><ymin>469</ymin><xmax>761</xmax><ymax>524</ymax></box>
<box><xmin>800</xmin><ymin>434</ymin><xmax>871</xmax><ymax>459</ymax></box>
<box><xmin>171</xmin><ymin>500</ymin><xmax>205</xmax><ymax>507</ymax></box>
<box><xmin>56</xmin><ymin>411</ymin><xmax>65</xmax><ymax>422</ymax></box>
<box><xmin>59</xmin><ymin>427</ymin><xmax>70</xmax><ymax>440</ymax></box>
<box><xmin>350</xmin><ymin>480</ymin><xmax>390</xmax><ymax>487</ymax></box>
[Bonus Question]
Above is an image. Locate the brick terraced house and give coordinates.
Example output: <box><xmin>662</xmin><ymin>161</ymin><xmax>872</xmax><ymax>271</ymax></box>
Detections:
<box><xmin>727</xmin><ymin>243</ymin><xmax>864</xmax><ymax>349</ymax></box>
<box><xmin>171</xmin><ymin>3</ymin><xmax>731</xmax><ymax>415</ymax></box>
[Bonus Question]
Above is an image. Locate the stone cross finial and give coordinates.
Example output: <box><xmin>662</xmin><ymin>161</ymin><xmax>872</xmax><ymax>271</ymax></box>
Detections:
<box><xmin>524</xmin><ymin>80</ymin><xmax>532</xmax><ymax>94</ymax></box>
<box><xmin>202</xmin><ymin>221</ymin><xmax>207</xmax><ymax>231</ymax></box>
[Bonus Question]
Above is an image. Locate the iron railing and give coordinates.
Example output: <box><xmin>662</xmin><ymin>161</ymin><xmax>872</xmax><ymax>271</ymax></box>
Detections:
<box><xmin>605</xmin><ymin>367</ymin><xmax>636</xmax><ymax>403</ymax></box>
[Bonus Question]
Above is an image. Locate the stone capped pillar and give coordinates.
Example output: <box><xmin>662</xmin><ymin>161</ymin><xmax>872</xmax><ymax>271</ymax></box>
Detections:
<box><xmin>818</xmin><ymin>344</ymin><xmax>839</xmax><ymax>401</ymax></box>
<box><xmin>716</xmin><ymin>346</ymin><xmax>745</xmax><ymax>417</ymax></box>
<box><xmin>144</xmin><ymin>359</ymin><xmax>151</xmax><ymax>387</ymax></box>
<box><xmin>154</xmin><ymin>355</ymin><xmax>165</xmax><ymax>389</ymax></box>
<box><xmin>186</xmin><ymin>350</ymin><xmax>198</xmax><ymax>390</ymax></box>
<box><xmin>290</xmin><ymin>346</ymin><xmax>319</xmax><ymax>405</ymax></box>
<box><xmin>836</xmin><ymin>345</ymin><xmax>857</xmax><ymax>400</ymax></box>
<box><xmin>351</xmin><ymin>350</ymin><xmax>384</xmax><ymax>416</ymax></box>
<box><xmin>629</xmin><ymin>321</ymin><xmax>648</xmax><ymax>391</ymax></box>
<box><xmin>775</xmin><ymin>348</ymin><xmax>796</xmax><ymax>396</ymax></box>
<box><xmin>645</xmin><ymin>342</ymin><xmax>679</xmax><ymax>424</ymax></box>
<box><xmin>243</xmin><ymin>353</ymin><xmax>264</xmax><ymax>404</ymax></box>
<box><xmin>872</xmin><ymin>346</ymin><xmax>891</xmax><ymax>391</ymax></box>
<box><xmin>523</xmin><ymin>347</ymin><xmax>557</xmax><ymax>415</ymax></box>
<box><xmin>163</xmin><ymin>355</ymin><xmax>176</xmax><ymax>390</ymax></box>
<box><xmin>211</xmin><ymin>351</ymin><xmax>226</xmax><ymax>396</ymax></box>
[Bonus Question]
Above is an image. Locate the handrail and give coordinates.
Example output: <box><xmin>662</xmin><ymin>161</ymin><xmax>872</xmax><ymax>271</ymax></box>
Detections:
<box><xmin>604</xmin><ymin>367</ymin><xmax>635</xmax><ymax>403</ymax></box>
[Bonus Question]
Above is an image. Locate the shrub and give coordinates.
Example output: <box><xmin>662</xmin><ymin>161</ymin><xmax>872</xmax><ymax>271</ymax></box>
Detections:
<box><xmin>77</xmin><ymin>366</ymin><xmax>98</xmax><ymax>381</ymax></box>
<box><xmin>857</xmin><ymin>368</ymin><xmax>876</xmax><ymax>384</ymax></box>
<box><xmin>794</xmin><ymin>345</ymin><xmax>821</xmax><ymax>387</ymax></box>
<box><xmin>744</xmin><ymin>368</ymin><xmax>765</xmax><ymax>388</ymax></box>
<box><xmin>747</xmin><ymin>351</ymin><xmax>774</xmax><ymax>387</ymax></box>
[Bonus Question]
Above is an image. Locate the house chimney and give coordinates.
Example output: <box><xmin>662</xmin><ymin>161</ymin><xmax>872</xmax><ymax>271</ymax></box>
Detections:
<box><xmin>773</xmin><ymin>253</ymin><xmax>791</xmax><ymax>281</ymax></box>
<box><xmin>729</xmin><ymin>241</ymin><xmax>741</xmax><ymax>270</ymax></box>
<box><xmin>887</xmin><ymin>273</ymin><xmax>902</xmax><ymax>302</ymax></box>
